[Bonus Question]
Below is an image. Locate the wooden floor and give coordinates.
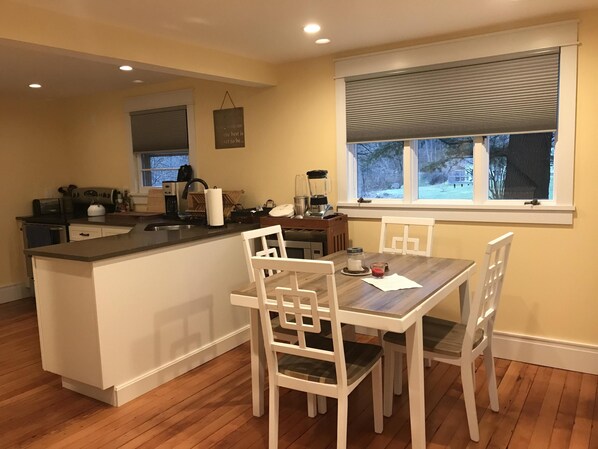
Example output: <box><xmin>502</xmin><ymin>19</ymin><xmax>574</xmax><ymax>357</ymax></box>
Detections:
<box><xmin>1</xmin><ymin>298</ymin><xmax>597</xmax><ymax>449</ymax></box>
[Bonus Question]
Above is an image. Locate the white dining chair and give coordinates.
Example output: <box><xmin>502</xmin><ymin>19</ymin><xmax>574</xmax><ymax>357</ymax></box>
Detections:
<box><xmin>242</xmin><ymin>226</ymin><xmax>304</xmax><ymax>342</ymax></box>
<box><xmin>242</xmin><ymin>225</ymin><xmax>324</xmax><ymax>416</ymax></box>
<box><xmin>378</xmin><ymin>216</ymin><xmax>435</xmax><ymax>256</ymax></box>
<box><xmin>382</xmin><ymin>232</ymin><xmax>514</xmax><ymax>442</ymax></box>
<box><xmin>378</xmin><ymin>216</ymin><xmax>436</xmax><ymax>371</ymax></box>
<box><xmin>251</xmin><ymin>256</ymin><xmax>383</xmax><ymax>449</ymax></box>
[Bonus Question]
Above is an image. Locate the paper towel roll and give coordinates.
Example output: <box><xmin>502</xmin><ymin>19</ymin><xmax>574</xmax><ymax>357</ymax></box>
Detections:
<box><xmin>205</xmin><ymin>188</ymin><xmax>224</xmax><ymax>226</ymax></box>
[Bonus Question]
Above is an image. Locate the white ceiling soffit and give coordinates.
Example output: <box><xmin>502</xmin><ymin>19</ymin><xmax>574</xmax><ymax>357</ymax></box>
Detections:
<box><xmin>3</xmin><ymin>0</ymin><xmax>598</xmax><ymax>99</ymax></box>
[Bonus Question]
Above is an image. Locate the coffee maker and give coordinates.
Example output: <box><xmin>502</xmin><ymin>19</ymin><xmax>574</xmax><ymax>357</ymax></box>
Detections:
<box><xmin>306</xmin><ymin>169</ymin><xmax>333</xmax><ymax>217</ymax></box>
<box><xmin>162</xmin><ymin>181</ymin><xmax>188</xmax><ymax>218</ymax></box>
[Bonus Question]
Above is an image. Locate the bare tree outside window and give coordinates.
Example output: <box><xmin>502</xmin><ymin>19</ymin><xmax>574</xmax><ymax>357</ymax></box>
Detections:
<box><xmin>140</xmin><ymin>152</ymin><xmax>189</xmax><ymax>187</ymax></box>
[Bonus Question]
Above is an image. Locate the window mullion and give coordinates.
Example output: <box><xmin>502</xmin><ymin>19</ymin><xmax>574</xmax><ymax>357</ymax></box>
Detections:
<box><xmin>473</xmin><ymin>136</ymin><xmax>487</xmax><ymax>203</ymax></box>
<box><xmin>403</xmin><ymin>140</ymin><xmax>416</xmax><ymax>203</ymax></box>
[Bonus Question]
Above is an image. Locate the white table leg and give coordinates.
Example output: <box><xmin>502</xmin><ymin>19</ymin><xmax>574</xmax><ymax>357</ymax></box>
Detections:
<box><xmin>405</xmin><ymin>318</ymin><xmax>426</xmax><ymax>449</ymax></box>
<box><xmin>459</xmin><ymin>278</ymin><xmax>471</xmax><ymax>324</ymax></box>
<box><xmin>250</xmin><ymin>309</ymin><xmax>265</xmax><ymax>417</ymax></box>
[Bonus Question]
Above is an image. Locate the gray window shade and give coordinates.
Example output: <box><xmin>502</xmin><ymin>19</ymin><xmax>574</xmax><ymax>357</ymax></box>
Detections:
<box><xmin>130</xmin><ymin>106</ymin><xmax>188</xmax><ymax>152</ymax></box>
<box><xmin>345</xmin><ymin>51</ymin><xmax>560</xmax><ymax>143</ymax></box>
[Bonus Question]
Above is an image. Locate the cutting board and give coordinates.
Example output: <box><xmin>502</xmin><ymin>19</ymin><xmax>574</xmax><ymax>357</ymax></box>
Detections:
<box><xmin>146</xmin><ymin>188</ymin><xmax>166</xmax><ymax>213</ymax></box>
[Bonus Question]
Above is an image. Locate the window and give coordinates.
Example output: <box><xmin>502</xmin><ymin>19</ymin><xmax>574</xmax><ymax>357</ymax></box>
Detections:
<box><xmin>354</xmin><ymin>132</ymin><xmax>554</xmax><ymax>202</ymax></box>
<box><xmin>336</xmin><ymin>22</ymin><xmax>577</xmax><ymax>224</ymax></box>
<box><xmin>125</xmin><ymin>89</ymin><xmax>195</xmax><ymax>193</ymax></box>
<box><xmin>130</xmin><ymin>106</ymin><xmax>189</xmax><ymax>189</ymax></box>
<box><xmin>139</xmin><ymin>151</ymin><xmax>189</xmax><ymax>187</ymax></box>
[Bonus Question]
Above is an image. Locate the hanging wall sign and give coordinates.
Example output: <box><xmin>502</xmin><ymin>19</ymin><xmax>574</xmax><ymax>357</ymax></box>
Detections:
<box><xmin>213</xmin><ymin>91</ymin><xmax>245</xmax><ymax>149</ymax></box>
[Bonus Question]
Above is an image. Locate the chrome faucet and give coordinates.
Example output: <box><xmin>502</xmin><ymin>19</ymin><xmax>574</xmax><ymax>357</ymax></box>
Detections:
<box><xmin>182</xmin><ymin>178</ymin><xmax>209</xmax><ymax>199</ymax></box>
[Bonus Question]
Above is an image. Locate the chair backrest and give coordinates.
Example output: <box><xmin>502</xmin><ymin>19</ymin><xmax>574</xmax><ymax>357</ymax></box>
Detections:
<box><xmin>378</xmin><ymin>216</ymin><xmax>435</xmax><ymax>256</ymax></box>
<box><xmin>241</xmin><ymin>225</ymin><xmax>287</xmax><ymax>282</ymax></box>
<box><xmin>463</xmin><ymin>232</ymin><xmax>514</xmax><ymax>352</ymax></box>
<box><xmin>251</xmin><ymin>256</ymin><xmax>348</xmax><ymax>386</ymax></box>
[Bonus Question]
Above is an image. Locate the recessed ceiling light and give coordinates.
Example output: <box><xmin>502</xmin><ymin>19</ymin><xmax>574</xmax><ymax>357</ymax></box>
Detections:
<box><xmin>315</xmin><ymin>38</ymin><xmax>331</xmax><ymax>45</ymax></box>
<box><xmin>119</xmin><ymin>65</ymin><xmax>133</xmax><ymax>71</ymax></box>
<box><xmin>132</xmin><ymin>79</ymin><xmax>144</xmax><ymax>84</ymax></box>
<box><xmin>303</xmin><ymin>24</ymin><xmax>320</xmax><ymax>34</ymax></box>
<box><xmin>28</xmin><ymin>83</ymin><xmax>42</xmax><ymax>89</ymax></box>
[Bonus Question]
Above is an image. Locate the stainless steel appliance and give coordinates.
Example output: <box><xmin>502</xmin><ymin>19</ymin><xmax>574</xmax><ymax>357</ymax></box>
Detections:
<box><xmin>265</xmin><ymin>229</ymin><xmax>325</xmax><ymax>259</ymax></box>
<box><xmin>162</xmin><ymin>181</ymin><xmax>188</xmax><ymax>218</ymax></box>
<box><xmin>20</xmin><ymin>187</ymin><xmax>118</xmax><ymax>290</ymax></box>
<box><xmin>20</xmin><ymin>198</ymin><xmax>69</xmax><ymax>289</ymax></box>
<box><xmin>21</xmin><ymin>222</ymin><xmax>68</xmax><ymax>284</ymax></box>
<box><xmin>33</xmin><ymin>198</ymin><xmax>62</xmax><ymax>216</ymax></box>
<box><xmin>306</xmin><ymin>169</ymin><xmax>333</xmax><ymax>217</ymax></box>
<box><xmin>71</xmin><ymin>187</ymin><xmax>117</xmax><ymax>216</ymax></box>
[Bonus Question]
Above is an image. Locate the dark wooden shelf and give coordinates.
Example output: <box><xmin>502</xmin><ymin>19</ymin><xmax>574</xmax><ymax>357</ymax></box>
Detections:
<box><xmin>259</xmin><ymin>214</ymin><xmax>349</xmax><ymax>255</ymax></box>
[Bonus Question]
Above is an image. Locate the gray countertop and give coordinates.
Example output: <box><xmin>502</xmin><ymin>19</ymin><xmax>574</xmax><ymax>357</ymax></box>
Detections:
<box><xmin>24</xmin><ymin>220</ymin><xmax>258</xmax><ymax>262</ymax></box>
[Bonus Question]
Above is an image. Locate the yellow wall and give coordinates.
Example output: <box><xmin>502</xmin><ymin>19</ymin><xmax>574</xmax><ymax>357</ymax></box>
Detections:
<box><xmin>0</xmin><ymin>98</ymin><xmax>72</xmax><ymax>284</ymax></box>
<box><xmin>346</xmin><ymin>12</ymin><xmax>598</xmax><ymax>345</ymax></box>
<box><xmin>2</xmin><ymin>9</ymin><xmax>597</xmax><ymax>347</ymax></box>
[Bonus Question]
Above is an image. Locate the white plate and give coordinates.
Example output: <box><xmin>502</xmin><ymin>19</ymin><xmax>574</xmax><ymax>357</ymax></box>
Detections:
<box><xmin>269</xmin><ymin>203</ymin><xmax>295</xmax><ymax>218</ymax></box>
<box><xmin>340</xmin><ymin>267</ymin><xmax>372</xmax><ymax>276</ymax></box>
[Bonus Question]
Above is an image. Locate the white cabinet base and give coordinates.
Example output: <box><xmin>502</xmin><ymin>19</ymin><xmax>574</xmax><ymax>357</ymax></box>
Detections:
<box><xmin>33</xmin><ymin>233</ymin><xmax>250</xmax><ymax>406</ymax></box>
<box><xmin>62</xmin><ymin>325</ymin><xmax>249</xmax><ymax>406</ymax></box>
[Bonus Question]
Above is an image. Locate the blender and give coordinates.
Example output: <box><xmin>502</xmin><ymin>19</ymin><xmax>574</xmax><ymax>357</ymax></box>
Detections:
<box><xmin>306</xmin><ymin>169</ymin><xmax>333</xmax><ymax>217</ymax></box>
<box><xmin>294</xmin><ymin>174</ymin><xmax>309</xmax><ymax>217</ymax></box>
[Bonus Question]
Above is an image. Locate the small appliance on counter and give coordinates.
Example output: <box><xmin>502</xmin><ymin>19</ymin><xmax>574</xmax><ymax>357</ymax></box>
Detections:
<box><xmin>294</xmin><ymin>174</ymin><xmax>310</xmax><ymax>218</ymax></box>
<box><xmin>268</xmin><ymin>203</ymin><xmax>295</xmax><ymax>218</ymax></box>
<box><xmin>305</xmin><ymin>169</ymin><xmax>334</xmax><ymax>218</ymax></box>
<box><xmin>162</xmin><ymin>180</ymin><xmax>188</xmax><ymax>218</ymax></box>
<box><xmin>87</xmin><ymin>203</ymin><xmax>106</xmax><ymax>217</ymax></box>
<box><xmin>71</xmin><ymin>187</ymin><xmax>117</xmax><ymax>217</ymax></box>
<box><xmin>32</xmin><ymin>198</ymin><xmax>63</xmax><ymax>216</ymax></box>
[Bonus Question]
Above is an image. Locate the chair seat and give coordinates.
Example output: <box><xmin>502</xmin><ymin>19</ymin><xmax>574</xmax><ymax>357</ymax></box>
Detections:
<box><xmin>278</xmin><ymin>337</ymin><xmax>383</xmax><ymax>385</ymax></box>
<box><xmin>383</xmin><ymin>316</ymin><xmax>484</xmax><ymax>357</ymax></box>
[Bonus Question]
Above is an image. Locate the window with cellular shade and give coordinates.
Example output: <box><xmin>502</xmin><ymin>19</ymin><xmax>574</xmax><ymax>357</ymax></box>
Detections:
<box><xmin>345</xmin><ymin>51</ymin><xmax>560</xmax><ymax>143</ymax></box>
<box><xmin>130</xmin><ymin>106</ymin><xmax>188</xmax><ymax>152</ymax></box>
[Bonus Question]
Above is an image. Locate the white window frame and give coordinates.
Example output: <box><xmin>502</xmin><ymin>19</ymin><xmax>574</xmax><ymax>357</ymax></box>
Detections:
<box><xmin>124</xmin><ymin>89</ymin><xmax>196</xmax><ymax>194</ymax></box>
<box><xmin>335</xmin><ymin>22</ymin><xmax>578</xmax><ymax>225</ymax></box>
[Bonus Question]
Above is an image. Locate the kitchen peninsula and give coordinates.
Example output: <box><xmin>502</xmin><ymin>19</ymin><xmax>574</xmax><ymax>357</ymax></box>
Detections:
<box><xmin>25</xmin><ymin>221</ymin><xmax>257</xmax><ymax>406</ymax></box>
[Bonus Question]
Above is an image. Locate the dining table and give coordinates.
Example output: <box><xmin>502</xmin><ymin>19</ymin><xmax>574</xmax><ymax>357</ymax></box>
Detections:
<box><xmin>230</xmin><ymin>250</ymin><xmax>475</xmax><ymax>449</ymax></box>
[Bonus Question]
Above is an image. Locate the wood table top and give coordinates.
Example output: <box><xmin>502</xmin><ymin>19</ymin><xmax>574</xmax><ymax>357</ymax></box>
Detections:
<box><xmin>232</xmin><ymin>251</ymin><xmax>474</xmax><ymax>319</ymax></box>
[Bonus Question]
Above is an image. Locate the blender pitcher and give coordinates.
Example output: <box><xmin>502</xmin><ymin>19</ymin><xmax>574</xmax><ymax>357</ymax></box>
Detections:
<box><xmin>306</xmin><ymin>170</ymin><xmax>332</xmax><ymax>216</ymax></box>
<box><xmin>294</xmin><ymin>174</ymin><xmax>309</xmax><ymax>217</ymax></box>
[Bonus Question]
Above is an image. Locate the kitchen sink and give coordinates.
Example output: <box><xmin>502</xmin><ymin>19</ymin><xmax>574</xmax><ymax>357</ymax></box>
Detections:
<box><xmin>144</xmin><ymin>223</ymin><xmax>201</xmax><ymax>231</ymax></box>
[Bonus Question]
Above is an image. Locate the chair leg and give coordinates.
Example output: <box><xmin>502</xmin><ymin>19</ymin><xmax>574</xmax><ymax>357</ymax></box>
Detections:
<box><xmin>460</xmin><ymin>362</ymin><xmax>480</xmax><ymax>442</ymax></box>
<box><xmin>342</xmin><ymin>324</ymin><xmax>356</xmax><ymax>341</ymax></box>
<box><xmin>317</xmin><ymin>395</ymin><xmax>328</xmax><ymax>414</ymax></box>
<box><xmin>372</xmin><ymin>360</ymin><xmax>384</xmax><ymax>433</ymax></box>
<box><xmin>307</xmin><ymin>393</ymin><xmax>317</xmax><ymax>418</ymax></box>
<box><xmin>269</xmin><ymin>383</ymin><xmax>280</xmax><ymax>449</ymax></box>
<box><xmin>483</xmin><ymin>346</ymin><xmax>499</xmax><ymax>412</ymax></box>
<box><xmin>337</xmin><ymin>395</ymin><xmax>349</xmax><ymax>449</ymax></box>
<box><xmin>383</xmin><ymin>345</ymin><xmax>395</xmax><ymax>417</ymax></box>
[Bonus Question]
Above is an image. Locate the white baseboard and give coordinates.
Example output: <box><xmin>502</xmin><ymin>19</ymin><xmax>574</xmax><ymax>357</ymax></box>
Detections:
<box><xmin>492</xmin><ymin>331</ymin><xmax>598</xmax><ymax>375</ymax></box>
<box><xmin>0</xmin><ymin>282</ymin><xmax>32</xmax><ymax>304</ymax></box>
<box><xmin>356</xmin><ymin>326</ymin><xmax>598</xmax><ymax>375</ymax></box>
<box><xmin>63</xmin><ymin>326</ymin><xmax>250</xmax><ymax>406</ymax></box>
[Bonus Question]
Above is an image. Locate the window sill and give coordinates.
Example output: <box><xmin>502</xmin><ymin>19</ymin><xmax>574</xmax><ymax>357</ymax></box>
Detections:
<box><xmin>336</xmin><ymin>202</ymin><xmax>575</xmax><ymax>225</ymax></box>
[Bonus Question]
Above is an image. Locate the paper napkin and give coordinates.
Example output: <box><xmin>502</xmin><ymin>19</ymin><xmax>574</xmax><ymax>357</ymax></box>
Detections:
<box><xmin>362</xmin><ymin>273</ymin><xmax>422</xmax><ymax>292</ymax></box>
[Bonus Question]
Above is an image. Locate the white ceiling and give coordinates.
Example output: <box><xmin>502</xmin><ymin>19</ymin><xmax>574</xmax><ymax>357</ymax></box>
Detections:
<box><xmin>4</xmin><ymin>0</ymin><xmax>598</xmax><ymax>99</ymax></box>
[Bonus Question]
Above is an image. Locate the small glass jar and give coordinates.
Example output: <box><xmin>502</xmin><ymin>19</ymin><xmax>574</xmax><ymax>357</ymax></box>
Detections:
<box><xmin>347</xmin><ymin>247</ymin><xmax>364</xmax><ymax>272</ymax></box>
